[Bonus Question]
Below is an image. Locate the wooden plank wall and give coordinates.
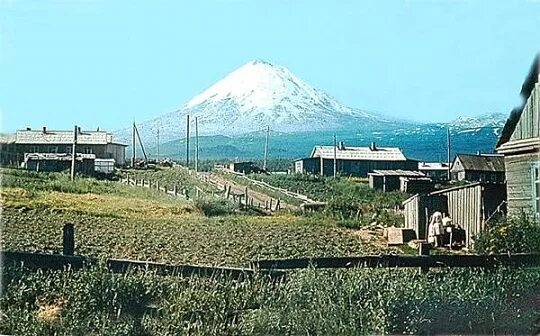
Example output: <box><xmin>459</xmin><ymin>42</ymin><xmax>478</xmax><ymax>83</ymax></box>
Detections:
<box><xmin>505</xmin><ymin>152</ymin><xmax>536</xmax><ymax>217</ymax></box>
<box><xmin>511</xmin><ymin>83</ymin><xmax>539</xmax><ymax>141</ymax></box>
<box><xmin>445</xmin><ymin>184</ymin><xmax>482</xmax><ymax>248</ymax></box>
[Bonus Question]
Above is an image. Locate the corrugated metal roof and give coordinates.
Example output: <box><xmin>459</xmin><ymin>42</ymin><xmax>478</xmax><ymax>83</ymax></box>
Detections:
<box><xmin>453</xmin><ymin>154</ymin><xmax>505</xmax><ymax>172</ymax></box>
<box><xmin>418</xmin><ymin>162</ymin><xmax>449</xmax><ymax>171</ymax></box>
<box><xmin>369</xmin><ymin>169</ymin><xmax>425</xmax><ymax>177</ymax></box>
<box><xmin>15</xmin><ymin>130</ymin><xmax>122</xmax><ymax>145</ymax></box>
<box><xmin>311</xmin><ymin>146</ymin><xmax>407</xmax><ymax>161</ymax></box>
<box><xmin>24</xmin><ymin>153</ymin><xmax>96</xmax><ymax>161</ymax></box>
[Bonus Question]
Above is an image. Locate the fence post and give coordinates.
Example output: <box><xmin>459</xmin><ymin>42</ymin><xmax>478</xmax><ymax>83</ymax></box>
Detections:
<box><xmin>63</xmin><ymin>223</ymin><xmax>75</xmax><ymax>255</ymax></box>
<box><xmin>269</xmin><ymin>199</ymin><xmax>274</xmax><ymax>211</ymax></box>
<box><xmin>419</xmin><ymin>242</ymin><xmax>430</xmax><ymax>273</ymax></box>
<box><xmin>173</xmin><ymin>184</ymin><xmax>177</xmax><ymax>196</ymax></box>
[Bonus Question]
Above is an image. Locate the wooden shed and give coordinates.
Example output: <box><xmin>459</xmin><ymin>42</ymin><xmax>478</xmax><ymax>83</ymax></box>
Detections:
<box><xmin>496</xmin><ymin>55</ymin><xmax>540</xmax><ymax>217</ymax></box>
<box><xmin>368</xmin><ymin>169</ymin><xmax>427</xmax><ymax>192</ymax></box>
<box><xmin>403</xmin><ymin>183</ymin><xmax>506</xmax><ymax>248</ymax></box>
<box><xmin>450</xmin><ymin>153</ymin><xmax>505</xmax><ymax>183</ymax></box>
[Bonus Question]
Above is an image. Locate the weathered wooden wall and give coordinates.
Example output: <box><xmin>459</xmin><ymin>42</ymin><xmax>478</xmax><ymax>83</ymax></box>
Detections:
<box><xmin>505</xmin><ymin>152</ymin><xmax>537</xmax><ymax>217</ymax></box>
<box><xmin>444</xmin><ymin>184</ymin><xmax>482</xmax><ymax>248</ymax></box>
<box><xmin>404</xmin><ymin>183</ymin><xmax>506</xmax><ymax>248</ymax></box>
<box><xmin>511</xmin><ymin>82</ymin><xmax>540</xmax><ymax>141</ymax></box>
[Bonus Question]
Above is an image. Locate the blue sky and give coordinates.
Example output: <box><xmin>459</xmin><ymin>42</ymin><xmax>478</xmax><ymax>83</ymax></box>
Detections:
<box><xmin>1</xmin><ymin>0</ymin><xmax>539</xmax><ymax>132</ymax></box>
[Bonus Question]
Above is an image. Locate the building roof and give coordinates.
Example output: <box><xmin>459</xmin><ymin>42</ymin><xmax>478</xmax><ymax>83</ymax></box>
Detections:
<box><xmin>24</xmin><ymin>153</ymin><xmax>96</xmax><ymax>161</ymax></box>
<box><xmin>369</xmin><ymin>169</ymin><xmax>425</xmax><ymax>177</ymax></box>
<box><xmin>15</xmin><ymin>129</ymin><xmax>126</xmax><ymax>146</ymax></box>
<box><xmin>452</xmin><ymin>154</ymin><xmax>505</xmax><ymax>172</ymax></box>
<box><xmin>418</xmin><ymin>162</ymin><xmax>450</xmax><ymax>171</ymax></box>
<box><xmin>311</xmin><ymin>145</ymin><xmax>407</xmax><ymax>161</ymax></box>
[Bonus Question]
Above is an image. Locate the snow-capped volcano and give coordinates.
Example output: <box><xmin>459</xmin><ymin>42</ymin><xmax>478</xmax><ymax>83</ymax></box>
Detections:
<box><xmin>116</xmin><ymin>60</ymin><xmax>399</xmax><ymax>143</ymax></box>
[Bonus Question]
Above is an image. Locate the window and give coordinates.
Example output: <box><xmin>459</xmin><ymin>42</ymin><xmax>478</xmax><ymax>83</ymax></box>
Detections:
<box><xmin>83</xmin><ymin>147</ymin><xmax>92</xmax><ymax>154</ymax></box>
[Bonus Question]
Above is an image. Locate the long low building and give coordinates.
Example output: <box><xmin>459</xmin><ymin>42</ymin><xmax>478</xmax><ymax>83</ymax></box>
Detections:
<box><xmin>294</xmin><ymin>142</ymin><xmax>418</xmax><ymax>177</ymax></box>
<box><xmin>1</xmin><ymin>127</ymin><xmax>127</xmax><ymax>166</ymax></box>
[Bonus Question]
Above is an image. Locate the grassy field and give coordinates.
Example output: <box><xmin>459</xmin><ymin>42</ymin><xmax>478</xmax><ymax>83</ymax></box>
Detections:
<box><xmin>1</xmin><ymin>168</ymin><xmax>388</xmax><ymax>265</ymax></box>
<box><xmin>2</xmin><ymin>168</ymin><xmax>540</xmax><ymax>335</ymax></box>
<box><xmin>3</xmin><ymin>264</ymin><xmax>539</xmax><ymax>335</ymax></box>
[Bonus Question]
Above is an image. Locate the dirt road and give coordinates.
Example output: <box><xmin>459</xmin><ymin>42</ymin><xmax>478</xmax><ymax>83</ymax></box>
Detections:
<box><xmin>199</xmin><ymin>172</ymin><xmax>297</xmax><ymax>211</ymax></box>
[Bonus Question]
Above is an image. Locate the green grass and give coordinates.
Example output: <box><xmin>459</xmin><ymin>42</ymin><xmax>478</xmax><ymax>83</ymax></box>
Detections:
<box><xmin>2</xmin><ymin>265</ymin><xmax>539</xmax><ymax>335</ymax></box>
<box><xmin>121</xmin><ymin>166</ymin><xmax>220</xmax><ymax>198</ymax></box>
<box><xmin>1</xmin><ymin>169</ymin><xmax>388</xmax><ymax>266</ymax></box>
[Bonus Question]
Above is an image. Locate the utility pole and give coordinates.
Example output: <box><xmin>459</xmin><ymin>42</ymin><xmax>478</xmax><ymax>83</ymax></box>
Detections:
<box><xmin>156</xmin><ymin>126</ymin><xmax>160</xmax><ymax>161</ymax></box>
<box><xmin>333</xmin><ymin>134</ymin><xmax>337</xmax><ymax>178</ymax></box>
<box><xmin>263</xmin><ymin>125</ymin><xmax>269</xmax><ymax>171</ymax></box>
<box><xmin>447</xmin><ymin>126</ymin><xmax>451</xmax><ymax>181</ymax></box>
<box><xmin>131</xmin><ymin>122</ymin><xmax>136</xmax><ymax>167</ymax></box>
<box><xmin>195</xmin><ymin>117</ymin><xmax>199</xmax><ymax>173</ymax></box>
<box><xmin>70</xmin><ymin>125</ymin><xmax>77</xmax><ymax>181</ymax></box>
<box><xmin>186</xmin><ymin>114</ymin><xmax>190</xmax><ymax>167</ymax></box>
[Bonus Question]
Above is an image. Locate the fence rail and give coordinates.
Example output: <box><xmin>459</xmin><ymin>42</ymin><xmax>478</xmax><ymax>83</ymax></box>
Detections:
<box><xmin>254</xmin><ymin>254</ymin><xmax>540</xmax><ymax>270</ymax></box>
<box><xmin>2</xmin><ymin>251</ymin><xmax>285</xmax><ymax>280</ymax></box>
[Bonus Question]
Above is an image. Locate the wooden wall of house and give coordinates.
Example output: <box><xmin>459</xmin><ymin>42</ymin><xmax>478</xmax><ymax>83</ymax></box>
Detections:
<box><xmin>505</xmin><ymin>152</ymin><xmax>537</xmax><ymax>217</ymax></box>
<box><xmin>511</xmin><ymin>82</ymin><xmax>539</xmax><ymax>141</ymax></box>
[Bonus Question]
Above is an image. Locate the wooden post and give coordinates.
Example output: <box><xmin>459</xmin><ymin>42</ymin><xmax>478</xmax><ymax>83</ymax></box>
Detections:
<box><xmin>156</xmin><ymin>180</ymin><xmax>159</xmax><ymax>190</ymax></box>
<box><xmin>263</xmin><ymin>125</ymin><xmax>269</xmax><ymax>171</ymax></box>
<box><xmin>275</xmin><ymin>199</ymin><xmax>281</xmax><ymax>211</ymax></box>
<box><xmin>226</xmin><ymin>185</ymin><xmax>231</xmax><ymax>199</ymax></box>
<box><xmin>186</xmin><ymin>114</ymin><xmax>190</xmax><ymax>167</ymax></box>
<box><xmin>196</xmin><ymin>188</ymin><xmax>200</xmax><ymax>199</ymax></box>
<box><xmin>447</xmin><ymin>127</ymin><xmax>451</xmax><ymax>181</ymax></box>
<box><xmin>185</xmin><ymin>189</ymin><xmax>189</xmax><ymax>200</ymax></box>
<box><xmin>269</xmin><ymin>199</ymin><xmax>274</xmax><ymax>210</ymax></box>
<box><xmin>131</xmin><ymin>122</ymin><xmax>136</xmax><ymax>167</ymax></box>
<box><xmin>62</xmin><ymin>223</ymin><xmax>75</xmax><ymax>255</ymax></box>
<box><xmin>419</xmin><ymin>242</ymin><xmax>430</xmax><ymax>274</ymax></box>
<box><xmin>142</xmin><ymin>178</ymin><xmax>145</xmax><ymax>187</ymax></box>
<box><xmin>195</xmin><ymin>116</ymin><xmax>199</xmax><ymax>173</ymax></box>
<box><xmin>333</xmin><ymin>134</ymin><xmax>337</xmax><ymax>178</ymax></box>
<box><xmin>70</xmin><ymin>125</ymin><xmax>77</xmax><ymax>181</ymax></box>
<box><xmin>244</xmin><ymin>187</ymin><xmax>248</xmax><ymax>205</ymax></box>
<box><xmin>173</xmin><ymin>185</ymin><xmax>177</xmax><ymax>196</ymax></box>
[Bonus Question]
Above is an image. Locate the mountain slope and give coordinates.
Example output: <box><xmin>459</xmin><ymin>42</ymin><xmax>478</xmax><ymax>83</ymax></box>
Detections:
<box><xmin>115</xmin><ymin>60</ymin><xmax>404</xmax><ymax>144</ymax></box>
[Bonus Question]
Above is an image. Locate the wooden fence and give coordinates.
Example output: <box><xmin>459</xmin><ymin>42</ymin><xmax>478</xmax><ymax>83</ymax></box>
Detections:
<box><xmin>199</xmin><ymin>173</ymin><xmax>282</xmax><ymax>212</ymax></box>
<box><xmin>2</xmin><ymin>251</ymin><xmax>284</xmax><ymax>280</ymax></box>
<box><xmin>120</xmin><ymin>174</ymin><xmax>189</xmax><ymax>199</ymax></box>
<box><xmin>254</xmin><ymin>254</ymin><xmax>540</xmax><ymax>271</ymax></box>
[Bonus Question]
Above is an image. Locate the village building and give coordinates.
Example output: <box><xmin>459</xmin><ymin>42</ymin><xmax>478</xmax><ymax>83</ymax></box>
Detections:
<box><xmin>229</xmin><ymin>161</ymin><xmax>262</xmax><ymax>174</ymax></box>
<box><xmin>294</xmin><ymin>142</ymin><xmax>418</xmax><ymax>177</ymax></box>
<box><xmin>403</xmin><ymin>182</ymin><xmax>507</xmax><ymax>248</ymax></box>
<box><xmin>450</xmin><ymin>153</ymin><xmax>505</xmax><ymax>183</ymax></box>
<box><xmin>368</xmin><ymin>169</ymin><xmax>432</xmax><ymax>193</ymax></box>
<box><xmin>0</xmin><ymin>127</ymin><xmax>127</xmax><ymax>167</ymax></box>
<box><xmin>496</xmin><ymin>55</ymin><xmax>540</xmax><ymax>217</ymax></box>
<box><xmin>418</xmin><ymin>162</ymin><xmax>450</xmax><ymax>182</ymax></box>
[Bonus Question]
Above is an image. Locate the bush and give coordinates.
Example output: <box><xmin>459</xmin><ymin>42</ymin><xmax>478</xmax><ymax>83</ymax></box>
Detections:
<box><xmin>474</xmin><ymin>214</ymin><xmax>540</xmax><ymax>254</ymax></box>
<box><xmin>195</xmin><ymin>198</ymin><xmax>238</xmax><ymax>217</ymax></box>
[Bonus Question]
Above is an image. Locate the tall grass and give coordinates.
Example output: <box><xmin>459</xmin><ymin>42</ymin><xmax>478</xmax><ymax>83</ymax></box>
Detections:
<box><xmin>2</xmin><ymin>265</ymin><xmax>539</xmax><ymax>335</ymax></box>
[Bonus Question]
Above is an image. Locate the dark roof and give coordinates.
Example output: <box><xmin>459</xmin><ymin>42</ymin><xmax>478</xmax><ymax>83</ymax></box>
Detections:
<box><xmin>455</xmin><ymin>154</ymin><xmax>505</xmax><ymax>172</ymax></box>
<box><xmin>497</xmin><ymin>54</ymin><xmax>539</xmax><ymax>148</ymax></box>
